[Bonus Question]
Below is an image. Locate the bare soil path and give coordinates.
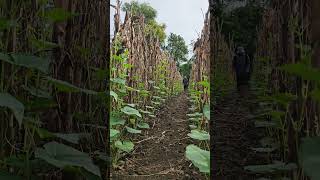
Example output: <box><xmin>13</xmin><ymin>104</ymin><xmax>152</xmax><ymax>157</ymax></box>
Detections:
<box><xmin>111</xmin><ymin>93</ymin><xmax>207</xmax><ymax>180</ymax></box>
<box><xmin>212</xmin><ymin>88</ymin><xmax>269</xmax><ymax>180</ymax></box>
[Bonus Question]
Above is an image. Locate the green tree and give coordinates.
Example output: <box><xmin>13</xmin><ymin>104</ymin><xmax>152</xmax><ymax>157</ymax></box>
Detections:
<box><xmin>179</xmin><ymin>61</ymin><xmax>192</xmax><ymax>78</ymax></box>
<box><xmin>166</xmin><ymin>33</ymin><xmax>189</xmax><ymax>66</ymax></box>
<box><xmin>179</xmin><ymin>54</ymin><xmax>196</xmax><ymax>78</ymax></box>
<box><xmin>122</xmin><ymin>1</ymin><xmax>157</xmax><ymax>23</ymax></box>
<box><xmin>122</xmin><ymin>1</ymin><xmax>166</xmax><ymax>43</ymax></box>
<box><xmin>216</xmin><ymin>1</ymin><xmax>264</xmax><ymax>55</ymax></box>
<box><xmin>145</xmin><ymin>20</ymin><xmax>166</xmax><ymax>43</ymax></box>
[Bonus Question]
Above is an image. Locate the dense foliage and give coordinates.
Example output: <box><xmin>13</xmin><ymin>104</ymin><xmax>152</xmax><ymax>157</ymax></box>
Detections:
<box><xmin>110</xmin><ymin>7</ymin><xmax>184</xmax><ymax>170</ymax></box>
<box><xmin>179</xmin><ymin>62</ymin><xmax>192</xmax><ymax>78</ymax></box>
<box><xmin>145</xmin><ymin>20</ymin><xmax>167</xmax><ymax>43</ymax></box>
<box><xmin>0</xmin><ymin>1</ymin><xmax>108</xmax><ymax>179</ymax></box>
<box><xmin>166</xmin><ymin>33</ymin><xmax>189</xmax><ymax>67</ymax></box>
<box><xmin>122</xmin><ymin>1</ymin><xmax>166</xmax><ymax>43</ymax></box>
<box><xmin>214</xmin><ymin>0</ymin><xmax>320</xmax><ymax>179</ymax></box>
<box><xmin>221</xmin><ymin>3</ymin><xmax>263</xmax><ymax>54</ymax></box>
<box><xmin>216</xmin><ymin>0</ymin><xmax>265</xmax><ymax>56</ymax></box>
<box><xmin>185</xmin><ymin>12</ymin><xmax>211</xmax><ymax>175</ymax></box>
<box><xmin>122</xmin><ymin>1</ymin><xmax>157</xmax><ymax>23</ymax></box>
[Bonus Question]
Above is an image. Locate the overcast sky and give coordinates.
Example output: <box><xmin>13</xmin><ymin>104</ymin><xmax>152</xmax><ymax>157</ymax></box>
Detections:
<box><xmin>110</xmin><ymin>0</ymin><xmax>209</xmax><ymax>58</ymax></box>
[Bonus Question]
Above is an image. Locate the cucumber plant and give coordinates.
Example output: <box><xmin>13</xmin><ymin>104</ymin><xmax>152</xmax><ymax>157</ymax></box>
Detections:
<box><xmin>185</xmin><ymin>79</ymin><xmax>210</xmax><ymax>176</ymax></box>
<box><xmin>109</xmin><ymin>35</ymin><xmax>184</xmax><ymax>168</ymax></box>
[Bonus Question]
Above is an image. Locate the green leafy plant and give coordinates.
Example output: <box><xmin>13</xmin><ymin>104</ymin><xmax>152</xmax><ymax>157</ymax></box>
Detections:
<box><xmin>35</xmin><ymin>142</ymin><xmax>101</xmax><ymax>177</ymax></box>
<box><xmin>185</xmin><ymin>145</ymin><xmax>210</xmax><ymax>174</ymax></box>
<box><xmin>299</xmin><ymin>137</ymin><xmax>320</xmax><ymax>180</ymax></box>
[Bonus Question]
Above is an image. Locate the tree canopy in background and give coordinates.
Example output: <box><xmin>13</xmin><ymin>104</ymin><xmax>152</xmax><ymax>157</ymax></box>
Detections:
<box><xmin>122</xmin><ymin>1</ymin><xmax>157</xmax><ymax>23</ymax></box>
<box><xmin>179</xmin><ymin>62</ymin><xmax>192</xmax><ymax>78</ymax></box>
<box><xmin>145</xmin><ymin>20</ymin><xmax>167</xmax><ymax>43</ymax></box>
<box><xmin>122</xmin><ymin>1</ymin><xmax>190</xmax><ymax>77</ymax></box>
<box><xmin>122</xmin><ymin>1</ymin><xmax>166</xmax><ymax>43</ymax></box>
<box><xmin>217</xmin><ymin>0</ymin><xmax>265</xmax><ymax>56</ymax></box>
<box><xmin>166</xmin><ymin>33</ymin><xmax>189</xmax><ymax>67</ymax></box>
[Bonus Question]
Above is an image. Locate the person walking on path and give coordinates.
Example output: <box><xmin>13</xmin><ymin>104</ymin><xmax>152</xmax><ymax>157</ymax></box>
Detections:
<box><xmin>183</xmin><ymin>76</ymin><xmax>189</xmax><ymax>91</ymax></box>
<box><xmin>233</xmin><ymin>46</ymin><xmax>251</xmax><ymax>94</ymax></box>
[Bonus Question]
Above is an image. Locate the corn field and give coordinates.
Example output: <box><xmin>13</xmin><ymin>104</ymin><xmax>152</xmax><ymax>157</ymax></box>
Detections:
<box><xmin>252</xmin><ymin>0</ymin><xmax>320</xmax><ymax>179</ymax></box>
<box><xmin>110</xmin><ymin>3</ymin><xmax>210</xmax><ymax>179</ymax></box>
<box><xmin>0</xmin><ymin>0</ymin><xmax>109</xmax><ymax>179</ymax></box>
<box><xmin>1</xmin><ymin>0</ymin><xmax>320</xmax><ymax>179</ymax></box>
<box><xmin>210</xmin><ymin>0</ymin><xmax>320</xmax><ymax>179</ymax></box>
<box><xmin>109</xmin><ymin>11</ymin><xmax>184</xmax><ymax>167</ymax></box>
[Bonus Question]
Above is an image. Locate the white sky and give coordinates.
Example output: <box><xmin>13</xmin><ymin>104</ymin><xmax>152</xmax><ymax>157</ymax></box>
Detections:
<box><xmin>110</xmin><ymin>0</ymin><xmax>209</xmax><ymax>58</ymax></box>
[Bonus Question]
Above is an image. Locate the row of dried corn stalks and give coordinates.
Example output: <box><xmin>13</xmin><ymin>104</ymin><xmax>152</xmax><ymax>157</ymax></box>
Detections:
<box><xmin>190</xmin><ymin>11</ymin><xmax>233</xmax><ymax>107</ymax></box>
<box><xmin>111</xmin><ymin>13</ymin><xmax>183</xmax><ymax>108</ymax></box>
<box><xmin>255</xmin><ymin>0</ymin><xmax>320</xmax><ymax>178</ymax></box>
<box><xmin>0</xmin><ymin>0</ymin><xmax>109</xmax><ymax>179</ymax></box>
<box><xmin>190</xmin><ymin>12</ymin><xmax>211</xmax><ymax>107</ymax></box>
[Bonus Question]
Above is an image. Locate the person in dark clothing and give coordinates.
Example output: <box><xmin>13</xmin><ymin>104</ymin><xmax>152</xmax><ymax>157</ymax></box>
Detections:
<box><xmin>233</xmin><ymin>46</ymin><xmax>251</xmax><ymax>91</ymax></box>
<box><xmin>183</xmin><ymin>76</ymin><xmax>189</xmax><ymax>91</ymax></box>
